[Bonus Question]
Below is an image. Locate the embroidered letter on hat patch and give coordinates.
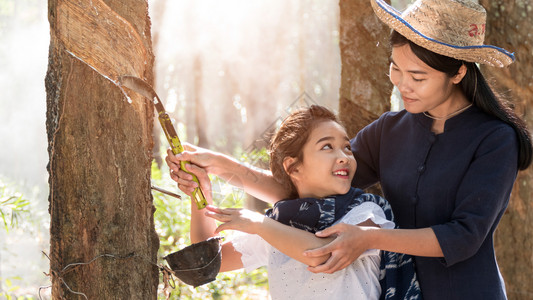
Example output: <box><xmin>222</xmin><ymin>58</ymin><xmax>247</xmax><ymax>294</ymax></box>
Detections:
<box><xmin>468</xmin><ymin>24</ymin><xmax>485</xmax><ymax>37</ymax></box>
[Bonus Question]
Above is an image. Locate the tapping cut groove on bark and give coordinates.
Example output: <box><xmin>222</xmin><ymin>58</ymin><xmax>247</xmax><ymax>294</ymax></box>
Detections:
<box><xmin>55</xmin><ymin>0</ymin><xmax>148</xmax><ymax>82</ymax></box>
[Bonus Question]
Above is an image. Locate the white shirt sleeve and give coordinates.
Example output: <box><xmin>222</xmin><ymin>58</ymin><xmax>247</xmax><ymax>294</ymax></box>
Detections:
<box><xmin>229</xmin><ymin>231</ymin><xmax>271</xmax><ymax>272</ymax></box>
<box><xmin>336</xmin><ymin>201</ymin><xmax>395</xmax><ymax>229</ymax></box>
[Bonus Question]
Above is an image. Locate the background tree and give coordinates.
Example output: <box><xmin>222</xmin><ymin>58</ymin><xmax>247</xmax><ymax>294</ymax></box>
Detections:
<box><xmin>338</xmin><ymin>0</ymin><xmax>391</xmax><ymax>198</ymax></box>
<box><xmin>45</xmin><ymin>0</ymin><xmax>159</xmax><ymax>298</ymax></box>
<box><xmin>480</xmin><ymin>1</ymin><xmax>533</xmax><ymax>299</ymax></box>
<box><xmin>338</xmin><ymin>0</ymin><xmax>392</xmax><ymax>137</ymax></box>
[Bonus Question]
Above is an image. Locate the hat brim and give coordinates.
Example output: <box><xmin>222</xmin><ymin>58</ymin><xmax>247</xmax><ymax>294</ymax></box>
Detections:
<box><xmin>371</xmin><ymin>0</ymin><xmax>514</xmax><ymax>67</ymax></box>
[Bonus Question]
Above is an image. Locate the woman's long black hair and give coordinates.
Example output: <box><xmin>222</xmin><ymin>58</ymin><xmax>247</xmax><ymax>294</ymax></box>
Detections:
<box><xmin>390</xmin><ymin>30</ymin><xmax>532</xmax><ymax>170</ymax></box>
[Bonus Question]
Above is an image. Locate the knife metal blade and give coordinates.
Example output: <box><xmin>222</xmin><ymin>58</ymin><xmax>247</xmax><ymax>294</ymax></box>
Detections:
<box><xmin>118</xmin><ymin>75</ymin><xmax>166</xmax><ymax>114</ymax></box>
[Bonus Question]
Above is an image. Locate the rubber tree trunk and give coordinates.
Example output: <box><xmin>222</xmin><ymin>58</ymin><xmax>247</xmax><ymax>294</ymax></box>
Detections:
<box><xmin>338</xmin><ymin>0</ymin><xmax>391</xmax><ymax>137</ymax></box>
<box><xmin>338</xmin><ymin>0</ymin><xmax>391</xmax><ymax>197</ymax></box>
<box><xmin>480</xmin><ymin>1</ymin><xmax>533</xmax><ymax>299</ymax></box>
<box><xmin>45</xmin><ymin>0</ymin><xmax>159</xmax><ymax>298</ymax></box>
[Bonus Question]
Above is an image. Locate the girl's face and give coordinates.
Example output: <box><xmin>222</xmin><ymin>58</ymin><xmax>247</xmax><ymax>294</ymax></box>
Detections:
<box><xmin>287</xmin><ymin>120</ymin><xmax>356</xmax><ymax>198</ymax></box>
<box><xmin>389</xmin><ymin>45</ymin><xmax>465</xmax><ymax>117</ymax></box>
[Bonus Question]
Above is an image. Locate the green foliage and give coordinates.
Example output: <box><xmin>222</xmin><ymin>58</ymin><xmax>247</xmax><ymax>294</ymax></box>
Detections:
<box><xmin>151</xmin><ymin>161</ymin><xmax>269</xmax><ymax>299</ymax></box>
<box><xmin>0</xmin><ymin>178</ymin><xmax>30</xmax><ymax>232</ymax></box>
<box><xmin>0</xmin><ymin>179</ymin><xmax>36</xmax><ymax>299</ymax></box>
<box><xmin>237</xmin><ymin>148</ymin><xmax>270</xmax><ymax>169</ymax></box>
<box><xmin>0</xmin><ymin>277</ymin><xmax>36</xmax><ymax>300</ymax></box>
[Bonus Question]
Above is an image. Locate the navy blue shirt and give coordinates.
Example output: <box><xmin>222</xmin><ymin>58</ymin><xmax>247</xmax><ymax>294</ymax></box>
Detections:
<box><xmin>351</xmin><ymin>106</ymin><xmax>518</xmax><ymax>299</ymax></box>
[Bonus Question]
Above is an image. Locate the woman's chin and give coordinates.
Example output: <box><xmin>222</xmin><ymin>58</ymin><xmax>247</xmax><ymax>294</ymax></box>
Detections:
<box><xmin>404</xmin><ymin>105</ymin><xmax>423</xmax><ymax>114</ymax></box>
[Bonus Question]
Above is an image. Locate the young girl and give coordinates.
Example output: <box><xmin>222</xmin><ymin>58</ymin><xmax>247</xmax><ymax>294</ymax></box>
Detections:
<box><xmin>186</xmin><ymin>105</ymin><xmax>400</xmax><ymax>299</ymax></box>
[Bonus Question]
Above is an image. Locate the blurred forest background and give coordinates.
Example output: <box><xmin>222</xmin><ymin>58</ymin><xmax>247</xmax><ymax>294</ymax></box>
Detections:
<box><xmin>0</xmin><ymin>0</ymin><xmax>350</xmax><ymax>298</ymax></box>
<box><xmin>7</xmin><ymin>0</ymin><xmax>530</xmax><ymax>299</ymax></box>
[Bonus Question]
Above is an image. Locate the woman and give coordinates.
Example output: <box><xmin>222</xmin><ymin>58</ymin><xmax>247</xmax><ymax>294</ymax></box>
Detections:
<box><xmin>166</xmin><ymin>0</ymin><xmax>532</xmax><ymax>298</ymax></box>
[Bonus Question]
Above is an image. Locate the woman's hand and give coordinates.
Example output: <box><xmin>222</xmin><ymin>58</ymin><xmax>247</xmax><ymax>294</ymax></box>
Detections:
<box><xmin>204</xmin><ymin>205</ymin><xmax>265</xmax><ymax>235</ymax></box>
<box><xmin>303</xmin><ymin>223</ymin><xmax>371</xmax><ymax>274</ymax></box>
<box><xmin>304</xmin><ymin>225</ymin><xmax>444</xmax><ymax>274</ymax></box>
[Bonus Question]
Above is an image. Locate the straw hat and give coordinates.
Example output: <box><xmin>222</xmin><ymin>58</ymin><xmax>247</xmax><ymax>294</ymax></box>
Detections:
<box><xmin>370</xmin><ymin>0</ymin><xmax>515</xmax><ymax>67</ymax></box>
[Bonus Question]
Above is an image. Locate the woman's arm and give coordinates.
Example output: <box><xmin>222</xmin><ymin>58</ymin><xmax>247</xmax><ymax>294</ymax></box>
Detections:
<box><xmin>165</xmin><ymin>145</ymin><xmax>289</xmax><ymax>204</ymax></box>
<box><xmin>303</xmin><ymin>224</ymin><xmax>442</xmax><ymax>273</ymax></box>
<box><xmin>205</xmin><ymin>206</ymin><xmax>335</xmax><ymax>267</ymax></box>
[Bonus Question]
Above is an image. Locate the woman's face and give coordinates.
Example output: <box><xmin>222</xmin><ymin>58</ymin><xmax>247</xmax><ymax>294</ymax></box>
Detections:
<box><xmin>288</xmin><ymin>120</ymin><xmax>356</xmax><ymax>198</ymax></box>
<box><xmin>389</xmin><ymin>44</ymin><xmax>462</xmax><ymax>116</ymax></box>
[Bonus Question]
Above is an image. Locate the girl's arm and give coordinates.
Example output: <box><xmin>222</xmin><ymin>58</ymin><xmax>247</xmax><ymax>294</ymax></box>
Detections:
<box><xmin>188</xmin><ymin>189</ymin><xmax>245</xmax><ymax>272</ymax></box>
<box><xmin>192</xmin><ymin>203</ymin><xmax>330</xmax><ymax>271</ymax></box>
<box><xmin>206</xmin><ymin>206</ymin><xmax>337</xmax><ymax>267</ymax></box>
<box><xmin>218</xmin><ymin>242</ymin><xmax>244</xmax><ymax>272</ymax></box>
<box><xmin>166</xmin><ymin>145</ymin><xmax>289</xmax><ymax>204</ymax></box>
<box><xmin>303</xmin><ymin>224</ymin><xmax>442</xmax><ymax>273</ymax></box>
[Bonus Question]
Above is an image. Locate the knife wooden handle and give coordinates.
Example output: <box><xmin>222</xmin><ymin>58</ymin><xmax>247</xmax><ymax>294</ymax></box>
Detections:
<box><xmin>158</xmin><ymin>113</ymin><xmax>208</xmax><ymax>209</ymax></box>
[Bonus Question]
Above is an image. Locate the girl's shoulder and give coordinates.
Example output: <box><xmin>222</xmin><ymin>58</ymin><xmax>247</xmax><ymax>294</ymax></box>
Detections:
<box><xmin>339</xmin><ymin>189</ymin><xmax>395</xmax><ymax>228</ymax></box>
<box><xmin>353</xmin><ymin>190</ymin><xmax>394</xmax><ymax>222</ymax></box>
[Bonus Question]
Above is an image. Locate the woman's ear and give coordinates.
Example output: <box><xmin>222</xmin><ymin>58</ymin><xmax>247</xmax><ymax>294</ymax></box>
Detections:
<box><xmin>453</xmin><ymin>64</ymin><xmax>467</xmax><ymax>84</ymax></box>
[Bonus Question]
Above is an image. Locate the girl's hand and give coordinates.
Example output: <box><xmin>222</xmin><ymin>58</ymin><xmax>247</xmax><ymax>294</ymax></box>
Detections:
<box><xmin>303</xmin><ymin>223</ymin><xmax>370</xmax><ymax>274</ymax></box>
<box><xmin>204</xmin><ymin>205</ymin><xmax>265</xmax><ymax>235</ymax></box>
<box><xmin>165</xmin><ymin>144</ymin><xmax>217</xmax><ymax>197</ymax></box>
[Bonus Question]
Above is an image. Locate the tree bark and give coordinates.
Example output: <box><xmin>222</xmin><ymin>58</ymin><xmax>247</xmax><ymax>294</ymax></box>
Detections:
<box><xmin>338</xmin><ymin>0</ymin><xmax>391</xmax><ymax>138</ymax></box>
<box><xmin>193</xmin><ymin>55</ymin><xmax>210</xmax><ymax>149</ymax></box>
<box><xmin>46</xmin><ymin>0</ymin><xmax>159</xmax><ymax>299</ymax></box>
<box><xmin>480</xmin><ymin>1</ymin><xmax>533</xmax><ymax>299</ymax></box>
<box><xmin>338</xmin><ymin>0</ymin><xmax>391</xmax><ymax>196</ymax></box>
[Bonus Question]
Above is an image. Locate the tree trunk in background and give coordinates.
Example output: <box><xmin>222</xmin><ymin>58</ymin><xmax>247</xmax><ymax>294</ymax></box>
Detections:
<box><xmin>338</xmin><ymin>0</ymin><xmax>391</xmax><ymax>138</ymax></box>
<box><xmin>480</xmin><ymin>1</ymin><xmax>533</xmax><ymax>299</ymax></box>
<box><xmin>338</xmin><ymin>0</ymin><xmax>391</xmax><ymax>196</ymax></box>
<box><xmin>194</xmin><ymin>56</ymin><xmax>210</xmax><ymax>149</ymax></box>
<box><xmin>46</xmin><ymin>0</ymin><xmax>159</xmax><ymax>299</ymax></box>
